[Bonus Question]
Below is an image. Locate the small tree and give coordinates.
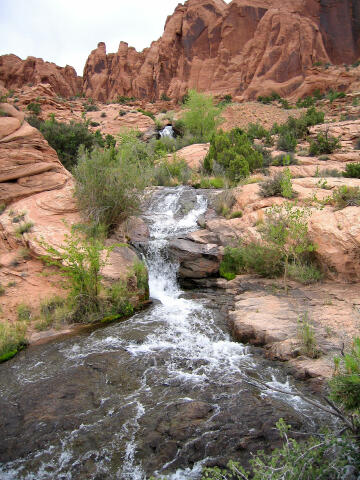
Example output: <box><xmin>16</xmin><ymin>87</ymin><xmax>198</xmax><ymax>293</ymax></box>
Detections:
<box><xmin>41</xmin><ymin>230</ymin><xmax>113</xmax><ymax>315</ymax></box>
<box><xmin>260</xmin><ymin>203</ymin><xmax>315</xmax><ymax>290</ymax></box>
<box><xmin>181</xmin><ymin>89</ymin><xmax>223</xmax><ymax>141</ymax></box>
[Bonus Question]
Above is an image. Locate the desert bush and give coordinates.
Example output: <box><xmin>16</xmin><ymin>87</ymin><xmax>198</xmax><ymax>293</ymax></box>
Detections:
<box><xmin>277</xmin><ymin>131</ymin><xmax>297</xmax><ymax>152</ymax></box>
<box><xmin>257</xmin><ymin>92</ymin><xmax>281</xmax><ymax>104</ymax></box>
<box><xmin>219</xmin><ymin>241</ymin><xmax>284</xmax><ymax>281</ymax></box>
<box><xmin>296</xmin><ymin>96</ymin><xmax>315</xmax><ymax>108</ymax></box>
<box><xmin>0</xmin><ymin>203</ymin><xmax>6</xmax><ymax>214</ymax></box>
<box><xmin>259</xmin><ymin>169</ymin><xmax>294</xmax><ymax>199</ymax></box>
<box><xmin>0</xmin><ymin>321</ymin><xmax>28</xmax><ymax>363</ymax></box>
<box><xmin>201</xmin><ymin>418</ymin><xmax>360</xmax><ymax>479</ymax></box>
<box><xmin>279</xmin><ymin>98</ymin><xmax>291</xmax><ymax>109</ymax></box>
<box><xmin>195</xmin><ymin>176</ymin><xmax>226</xmax><ymax>189</ymax></box>
<box><xmin>327</xmin><ymin>90</ymin><xmax>346</xmax><ymax>103</ymax></box>
<box><xmin>74</xmin><ymin>143</ymin><xmax>148</xmax><ymax>233</ymax></box>
<box><xmin>272</xmin><ymin>107</ymin><xmax>324</xmax><ymax>141</ymax></box>
<box><xmin>17</xmin><ymin>303</ymin><xmax>32</xmax><ymax>322</ymax></box>
<box><xmin>271</xmin><ymin>153</ymin><xmax>297</xmax><ymax>167</ymax></box>
<box><xmin>15</xmin><ymin>221</ymin><xmax>33</xmax><ymax>236</ymax></box>
<box><xmin>309</xmin><ymin>131</ymin><xmax>341</xmax><ymax>156</ymax></box>
<box><xmin>90</xmin><ymin>121</ymin><xmax>100</xmax><ymax>127</ymax></box>
<box><xmin>30</xmin><ymin>117</ymin><xmax>101</xmax><ymax>170</ymax></box>
<box><xmin>343</xmin><ymin>162</ymin><xmax>360</xmax><ymax>178</ymax></box>
<box><xmin>356</xmin><ymin>138</ymin><xmax>360</xmax><ymax>150</ymax></box>
<box><xmin>212</xmin><ymin>189</ymin><xmax>236</xmax><ymax>217</ymax></box>
<box><xmin>100</xmin><ymin>112</ymin><xmax>106</xmax><ymax>118</ymax></box>
<box><xmin>180</xmin><ymin>89</ymin><xmax>223</xmax><ymax>141</ymax></box>
<box><xmin>329</xmin><ymin>337</ymin><xmax>360</xmax><ymax>412</ymax></box>
<box><xmin>205</xmin><ymin>129</ymin><xmax>263</xmax><ymax>182</ymax></box>
<box><xmin>153</xmin><ymin>156</ymin><xmax>191</xmax><ymax>186</ymax></box>
<box><xmin>317</xmin><ymin>168</ymin><xmax>342</xmax><ymax>177</ymax></box>
<box><xmin>246</xmin><ymin>123</ymin><xmax>269</xmax><ymax>141</ymax></box>
<box><xmin>160</xmin><ymin>93</ymin><xmax>171</xmax><ymax>101</ymax></box>
<box><xmin>26</xmin><ymin>102</ymin><xmax>41</xmax><ymax>115</ymax></box>
<box><xmin>114</xmin><ymin>95</ymin><xmax>136</xmax><ymax>104</ymax></box>
<box><xmin>329</xmin><ymin>186</ymin><xmax>360</xmax><ymax>209</ymax></box>
<box><xmin>297</xmin><ymin>313</ymin><xmax>321</xmax><ymax>358</ymax></box>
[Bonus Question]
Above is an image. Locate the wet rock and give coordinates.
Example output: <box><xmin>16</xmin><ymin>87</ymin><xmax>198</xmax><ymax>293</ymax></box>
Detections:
<box><xmin>168</xmin><ymin>238</ymin><xmax>223</xmax><ymax>279</ymax></box>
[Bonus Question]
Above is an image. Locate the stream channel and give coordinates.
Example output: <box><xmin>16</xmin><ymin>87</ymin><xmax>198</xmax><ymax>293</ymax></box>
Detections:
<box><xmin>0</xmin><ymin>187</ymin><xmax>328</xmax><ymax>479</ymax></box>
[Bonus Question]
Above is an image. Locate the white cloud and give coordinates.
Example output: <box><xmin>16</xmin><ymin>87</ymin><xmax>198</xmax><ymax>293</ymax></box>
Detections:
<box><xmin>0</xmin><ymin>0</ymin><xmax>230</xmax><ymax>75</ymax></box>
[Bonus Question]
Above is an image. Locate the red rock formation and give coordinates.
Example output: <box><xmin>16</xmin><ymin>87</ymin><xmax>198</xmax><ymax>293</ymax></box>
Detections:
<box><xmin>0</xmin><ymin>54</ymin><xmax>81</xmax><ymax>98</ymax></box>
<box><xmin>82</xmin><ymin>0</ymin><xmax>360</xmax><ymax>102</ymax></box>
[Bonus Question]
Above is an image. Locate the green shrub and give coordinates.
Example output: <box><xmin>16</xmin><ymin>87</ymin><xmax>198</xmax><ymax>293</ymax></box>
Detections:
<box><xmin>0</xmin><ymin>203</ymin><xmax>6</xmax><ymax>214</ymax></box>
<box><xmin>329</xmin><ymin>185</ymin><xmax>360</xmax><ymax>209</ymax></box>
<box><xmin>259</xmin><ymin>169</ymin><xmax>294</xmax><ymax>199</ymax></box>
<box><xmin>219</xmin><ymin>242</ymin><xmax>284</xmax><ymax>280</ymax></box>
<box><xmin>272</xmin><ymin>107</ymin><xmax>324</xmax><ymax>140</ymax></box>
<box><xmin>296</xmin><ymin>96</ymin><xmax>315</xmax><ymax>108</ymax></box>
<box><xmin>228</xmin><ymin>211</ymin><xmax>243</xmax><ymax>219</ymax></box>
<box><xmin>298</xmin><ymin>313</ymin><xmax>321</xmax><ymax>358</ymax></box>
<box><xmin>153</xmin><ymin>156</ymin><xmax>191</xmax><ymax>186</ymax></box>
<box><xmin>26</xmin><ymin>102</ymin><xmax>41</xmax><ymax>115</ymax></box>
<box><xmin>137</xmin><ymin>108</ymin><xmax>155</xmax><ymax>120</ymax></box>
<box><xmin>309</xmin><ymin>131</ymin><xmax>340</xmax><ymax>156</ymax></box>
<box><xmin>201</xmin><ymin>419</ymin><xmax>360</xmax><ymax>479</ymax></box>
<box><xmin>327</xmin><ymin>90</ymin><xmax>346</xmax><ymax>103</ymax></box>
<box><xmin>288</xmin><ymin>262</ymin><xmax>322</xmax><ymax>284</ymax></box>
<box><xmin>271</xmin><ymin>153</ymin><xmax>297</xmax><ymax>166</ymax></box>
<box><xmin>277</xmin><ymin>131</ymin><xmax>297</xmax><ymax>152</ymax></box>
<box><xmin>356</xmin><ymin>138</ymin><xmax>360</xmax><ymax>150</ymax></box>
<box><xmin>17</xmin><ymin>303</ymin><xmax>32</xmax><ymax>322</ymax></box>
<box><xmin>197</xmin><ymin>176</ymin><xmax>225</xmax><ymax>189</ymax></box>
<box><xmin>0</xmin><ymin>321</ymin><xmax>28</xmax><ymax>363</ymax></box>
<box><xmin>213</xmin><ymin>190</ymin><xmax>236</xmax><ymax>216</ymax></box>
<box><xmin>343</xmin><ymin>162</ymin><xmax>360</xmax><ymax>178</ymax></box>
<box><xmin>29</xmin><ymin>117</ymin><xmax>101</xmax><ymax>170</ymax></box>
<box><xmin>218</xmin><ymin>94</ymin><xmax>232</xmax><ymax>107</ymax></box>
<box><xmin>0</xmin><ymin>284</ymin><xmax>5</xmax><ymax>296</ymax></box>
<box><xmin>90</xmin><ymin>121</ymin><xmax>100</xmax><ymax>127</ymax></box>
<box><xmin>84</xmin><ymin>103</ymin><xmax>99</xmax><ymax>112</ymax></box>
<box><xmin>279</xmin><ymin>98</ymin><xmax>291</xmax><ymax>109</ymax></box>
<box><xmin>329</xmin><ymin>337</ymin><xmax>360</xmax><ymax>412</ymax></box>
<box><xmin>74</xmin><ymin>142</ymin><xmax>149</xmax><ymax>233</ymax></box>
<box><xmin>205</xmin><ymin>129</ymin><xmax>262</xmax><ymax>181</ymax></box>
<box><xmin>180</xmin><ymin>89</ymin><xmax>223</xmax><ymax>141</ymax></box>
<box><xmin>15</xmin><ymin>221</ymin><xmax>33</xmax><ymax>235</ymax></box>
<box><xmin>114</xmin><ymin>95</ymin><xmax>136</xmax><ymax>104</ymax></box>
<box><xmin>160</xmin><ymin>93</ymin><xmax>171</xmax><ymax>101</ymax></box>
<box><xmin>100</xmin><ymin>112</ymin><xmax>106</xmax><ymax>118</ymax></box>
<box><xmin>257</xmin><ymin>92</ymin><xmax>281</xmax><ymax>104</ymax></box>
<box><xmin>246</xmin><ymin>123</ymin><xmax>269</xmax><ymax>141</ymax></box>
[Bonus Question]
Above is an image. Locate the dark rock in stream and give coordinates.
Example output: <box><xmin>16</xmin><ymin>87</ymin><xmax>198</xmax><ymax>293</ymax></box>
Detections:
<box><xmin>168</xmin><ymin>237</ymin><xmax>223</xmax><ymax>279</ymax></box>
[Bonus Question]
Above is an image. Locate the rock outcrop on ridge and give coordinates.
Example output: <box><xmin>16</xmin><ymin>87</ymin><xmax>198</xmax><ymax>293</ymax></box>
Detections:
<box><xmin>0</xmin><ymin>54</ymin><xmax>81</xmax><ymax>98</ymax></box>
<box><xmin>82</xmin><ymin>0</ymin><xmax>360</xmax><ymax>102</ymax></box>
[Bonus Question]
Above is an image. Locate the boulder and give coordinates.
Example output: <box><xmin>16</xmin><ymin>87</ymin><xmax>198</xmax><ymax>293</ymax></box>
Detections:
<box><xmin>168</xmin><ymin>237</ymin><xmax>223</xmax><ymax>278</ymax></box>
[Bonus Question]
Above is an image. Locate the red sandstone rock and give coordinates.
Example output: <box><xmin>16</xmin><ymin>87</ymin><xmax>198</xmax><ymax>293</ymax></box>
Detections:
<box><xmin>82</xmin><ymin>0</ymin><xmax>360</xmax><ymax>102</ymax></box>
<box><xmin>0</xmin><ymin>54</ymin><xmax>81</xmax><ymax>98</ymax></box>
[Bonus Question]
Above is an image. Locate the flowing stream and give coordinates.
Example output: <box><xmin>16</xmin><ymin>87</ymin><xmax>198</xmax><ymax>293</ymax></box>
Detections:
<box><xmin>0</xmin><ymin>187</ymin><xmax>326</xmax><ymax>479</ymax></box>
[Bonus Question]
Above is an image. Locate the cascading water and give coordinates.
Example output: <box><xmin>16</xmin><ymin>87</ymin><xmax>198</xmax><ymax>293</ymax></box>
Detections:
<box><xmin>0</xmin><ymin>187</ymin><xmax>327</xmax><ymax>480</ymax></box>
<box><xmin>159</xmin><ymin>126</ymin><xmax>174</xmax><ymax>138</ymax></box>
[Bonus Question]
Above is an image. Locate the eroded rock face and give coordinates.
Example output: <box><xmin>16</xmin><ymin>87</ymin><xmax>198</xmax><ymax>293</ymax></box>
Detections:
<box><xmin>82</xmin><ymin>0</ymin><xmax>360</xmax><ymax>102</ymax></box>
<box><xmin>0</xmin><ymin>54</ymin><xmax>81</xmax><ymax>98</ymax></box>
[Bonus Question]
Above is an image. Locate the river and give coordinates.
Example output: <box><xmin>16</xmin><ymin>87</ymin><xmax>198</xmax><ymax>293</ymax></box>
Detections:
<box><xmin>0</xmin><ymin>187</ymin><xmax>326</xmax><ymax>479</ymax></box>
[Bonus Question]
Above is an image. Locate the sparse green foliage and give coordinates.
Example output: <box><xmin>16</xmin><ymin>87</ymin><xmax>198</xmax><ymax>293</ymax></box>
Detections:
<box><xmin>259</xmin><ymin>170</ymin><xmax>295</xmax><ymax>199</ymax></box>
<box><xmin>298</xmin><ymin>313</ymin><xmax>320</xmax><ymax>358</ymax></box>
<box><xmin>309</xmin><ymin>130</ymin><xmax>341</xmax><ymax>156</ymax></box>
<box><xmin>74</xmin><ymin>137</ymin><xmax>149</xmax><ymax>233</ymax></box>
<box><xmin>271</xmin><ymin>153</ymin><xmax>297</xmax><ymax>167</ymax></box>
<box><xmin>153</xmin><ymin>156</ymin><xmax>191</xmax><ymax>186</ymax></box>
<box><xmin>0</xmin><ymin>203</ymin><xmax>6</xmax><ymax>214</ymax></box>
<box><xmin>137</xmin><ymin>108</ymin><xmax>155</xmax><ymax>120</ymax></box>
<box><xmin>17</xmin><ymin>303</ymin><xmax>32</xmax><ymax>322</ymax></box>
<box><xmin>181</xmin><ymin>90</ymin><xmax>223</xmax><ymax>141</ymax></box>
<box><xmin>327</xmin><ymin>90</ymin><xmax>346</xmax><ymax>103</ymax></box>
<box><xmin>257</xmin><ymin>92</ymin><xmax>281</xmax><ymax>104</ymax></box>
<box><xmin>160</xmin><ymin>93</ymin><xmax>171</xmax><ymax>101</ymax></box>
<box><xmin>343</xmin><ymin>162</ymin><xmax>360</xmax><ymax>178</ymax></box>
<box><xmin>329</xmin><ymin>337</ymin><xmax>360</xmax><ymax>413</ymax></box>
<box><xmin>28</xmin><ymin>117</ymin><xmax>102</xmax><ymax>170</ymax></box>
<box><xmin>26</xmin><ymin>102</ymin><xmax>41</xmax><ymax>115</ymax></box>
<box><xmin>328</xmin><ymin>185</ymin><xmax>360</xmax><ymax>209</ymax></box>
<box><xmin>0</xmin><ymin>321</ymin><xmax>28</xmax><ymax>363</ymax></box>
<box><xmin>277</xmin><ymin>131</ymin><xmax>297</xmax><ymax>152</ymax></box>
<box><xmin>114</xmin><ymin>95</ymin><xmax>136</xmax><ymax>104</ymax></box>
<box><xmin>15</xmin><ymin>221</ymin><xmax>33</xmax><ymax>236</ymax></box>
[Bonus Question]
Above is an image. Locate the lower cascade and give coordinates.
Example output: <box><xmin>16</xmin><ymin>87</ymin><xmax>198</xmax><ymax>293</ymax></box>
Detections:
<box><xmin>0</xmin><ymin>187</ymin><xmax>326</xmax><ymax>479</ymax></box>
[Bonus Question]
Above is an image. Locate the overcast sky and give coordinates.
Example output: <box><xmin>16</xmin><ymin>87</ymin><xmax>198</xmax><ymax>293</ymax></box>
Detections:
<box><xmin>0</xmin><ymin>0</ymin><xmax>230</xmax><ymax>76</ymax></box>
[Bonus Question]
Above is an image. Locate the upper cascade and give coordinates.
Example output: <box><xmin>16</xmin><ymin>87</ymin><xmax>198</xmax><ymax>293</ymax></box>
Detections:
<box><xmin>0</xmin><ymin>0</ymin><xmax>359</xmax><ymax>101</ymax></box>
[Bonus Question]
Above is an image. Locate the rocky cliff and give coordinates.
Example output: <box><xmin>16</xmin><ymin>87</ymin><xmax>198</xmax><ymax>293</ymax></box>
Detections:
<box><xmin>82</xmin><ymin>0</ymin><xmax>360</xmax><ymax>101</ymax></box>
<box><xmin>0</xmin><ymin>54</ymin><xmax>81</xmax><ymax>98</ymax></box>
<box><xmin>1</xmin><ymin>0</ymin><xmax>359</xmax><ymax>102</ymax></box>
